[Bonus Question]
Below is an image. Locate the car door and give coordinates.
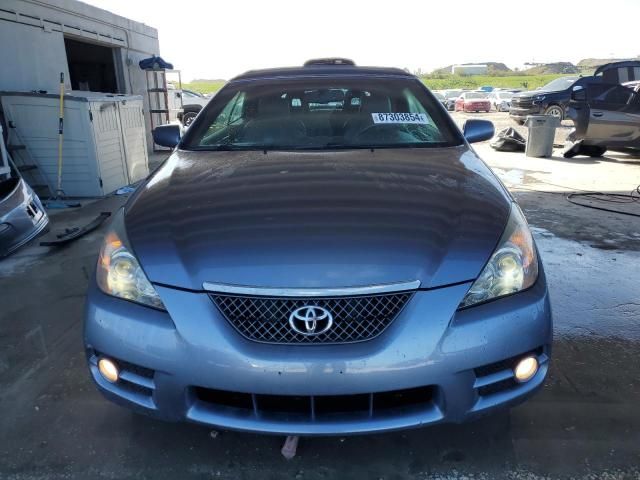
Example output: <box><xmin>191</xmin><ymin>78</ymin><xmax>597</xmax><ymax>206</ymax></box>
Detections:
<box><xmin>584</xmin><ymin>83</ymin><xmax>640</xmax><ymax>147</ymax></box>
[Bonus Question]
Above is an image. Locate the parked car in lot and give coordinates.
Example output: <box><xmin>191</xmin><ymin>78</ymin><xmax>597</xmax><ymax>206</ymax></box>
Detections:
<box><xmin>443</xmin><ymin>89</ymin><xmax>463</xmax><ymax>110</ymax></box>
<box><xmin>175</xmin><ymin>89</ymin><xmax>210</xmax><ymax>126</ymax></box>
<box><xmin>432</xmin><ymin>90</ymin><xmax>448</xmax><ymax>109</ymax></box>
<box><xmin>565</xmin><ymin>81</ymin><xmax>640</xmax><ymax>157</ymax></box>
<box><xmin>510</xmin><ymin>77</ymin><xmax>579</xmax><ymax>123</ymax></box>
<box><xmin>85</xmin><ymin>59</ymin><xmax>551</xmax><ymax>436</ymax></box>
<box><xmin>488</xmin><ymin>91</ymin><xmax>514</xmax><ymax>112</ymax></box>
<box><xmin>455</xmin><ymin>91</ymin><xmax>492</xmax><ymax>113</ymax></box>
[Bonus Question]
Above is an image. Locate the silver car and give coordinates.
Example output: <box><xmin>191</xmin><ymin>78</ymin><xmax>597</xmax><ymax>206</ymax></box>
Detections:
<box><xmin>84</xmin><ymin>59</ymin><xmax>552</xmax><ymax>435</ymax></box>
<box><xmin>489</xmin><ymin>91</ymin><xmax>514</xmax><ymax>112</ymax></box>
<box><xmin>0</xmin><ymin>161</ymin><xmax>49</xmax><ymax>257</ymax></box>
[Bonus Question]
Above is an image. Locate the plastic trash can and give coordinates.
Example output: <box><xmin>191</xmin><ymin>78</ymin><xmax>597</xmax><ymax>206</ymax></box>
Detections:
<box><xmin>525</xmin><ymin>115</ymin><xmax>560</xmax><ymax>158</ymax></box>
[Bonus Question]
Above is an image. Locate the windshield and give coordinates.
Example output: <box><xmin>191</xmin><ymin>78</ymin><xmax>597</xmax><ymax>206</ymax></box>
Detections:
<box><xmin>539</xmin><ymin>77</ymin><xmax>578</xmax><ymax>92</ymax></box>
<box><xmin>466</xmin><ymin>92</ymin><xmax>488</xmax><ymax>99</ymax></box>
<box><xmin>182</xmin><ymin>77</ymin><xmax>462</xmax><ymax>151</ymax></box>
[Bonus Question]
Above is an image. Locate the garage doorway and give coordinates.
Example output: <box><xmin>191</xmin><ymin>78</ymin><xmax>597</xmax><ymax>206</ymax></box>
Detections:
<box><xmin>64</xmin><ymin>38</ymin><xmax>119</xmax><ymax>93</ymax></box>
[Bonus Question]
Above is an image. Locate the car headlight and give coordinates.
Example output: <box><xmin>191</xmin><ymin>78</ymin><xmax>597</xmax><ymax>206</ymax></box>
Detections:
<box><xmin>533</xmin><ymin>95</ymin><xmax>546</xmax><ymax>104</ymax></box>
<box><xmin>459</xmin><ymin>204</ymin><xmax>538</xmax><ymax>309</ymax></box>
<box><xmin>96</xmin><ymin>209</ymin><xmax>165</xmax><ymax>310</ymax></box>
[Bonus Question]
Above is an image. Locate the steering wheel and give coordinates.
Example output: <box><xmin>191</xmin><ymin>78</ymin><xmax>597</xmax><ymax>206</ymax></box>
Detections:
<box><xmin>351</xmin><ymin>123</ymin><xmax>401</xmax><ymax>142</ymax></box>
<box><xmin>356</xmin><ymin>121</ymin><xmax>443</xmax><ymax>143</ymax></box>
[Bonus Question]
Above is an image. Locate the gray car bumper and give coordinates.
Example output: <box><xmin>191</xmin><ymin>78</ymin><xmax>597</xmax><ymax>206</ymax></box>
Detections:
<box><xmin>84</xmin><ymin>269</ymin><xmax>552</xmax><ymax>436</ymax></box>
<box><xmin>0</xmin><ymin>178</ymin><xmax>49</xmax><ymax>257</ymax></box>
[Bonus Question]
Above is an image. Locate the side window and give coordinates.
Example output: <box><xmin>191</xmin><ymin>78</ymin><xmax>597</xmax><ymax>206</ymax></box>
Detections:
<box><xmin>203</xmin><ymin>92</ymin><xmax>245</xmax><ymax>139</ymax></box>
<box><xmin>588</xmin><ymin>84</ymin><xmax>634</xmax><ymax>105</ymax></box>
<box><xmin>586</xmin><ymin>84</ymin><xmax>610</xmax><ymax>101</ymax></box>
<box><xmin>227</xmin><ymin>93</ymin><xmax>245</xmax><ymax>124</ymax></box>
<box><xmin>404</xmin><ymin>89</ymin><xmax>430</xmax><ymax>116</ymax></box>
<box><xmin>602</xmin><ymin>85</ymin><xmax>634</xmax><ymax>105</ymax></box>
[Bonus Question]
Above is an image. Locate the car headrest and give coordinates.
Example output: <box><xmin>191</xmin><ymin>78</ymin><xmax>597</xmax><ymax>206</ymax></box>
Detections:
<box><xmin>258</xmin><ymin>96</ymin><xmax>289</xmax><ymax>116</ymax></box>
<box><xmin>362</xmin><ymin>95</ymin><xmax>391</xmax><ymax>113</ymax></box>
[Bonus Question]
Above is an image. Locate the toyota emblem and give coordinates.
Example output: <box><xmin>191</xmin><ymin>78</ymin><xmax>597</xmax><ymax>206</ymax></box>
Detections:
<box><xmin>289</xmin><ymin>306</ymin><xmax>333</xmax><ymax>336</ymax></box>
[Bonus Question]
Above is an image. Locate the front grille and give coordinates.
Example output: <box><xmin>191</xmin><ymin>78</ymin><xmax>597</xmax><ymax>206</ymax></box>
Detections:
<box><xmin>477</xmin><ymin>378</ymin><xmax>518</xmax><ymax>397</ymax></box>
<box><xmin>26</xmin><ymin>201</ymin><xmax>39</xmax><ymax>219</ymax></box>
<box><xmin>193</xmin><ymin>385</ymin><xmax>435</xmax><ymax>418</ymax></box>
<box><xmin>211</xmin><ymin>291</ymin><xmax>413</xmax><ymax>344</ymax></box>
<box><xmin>511</xmin><ymin>97</ymin><xmax>534</xmax><ymax>109</ymax></box>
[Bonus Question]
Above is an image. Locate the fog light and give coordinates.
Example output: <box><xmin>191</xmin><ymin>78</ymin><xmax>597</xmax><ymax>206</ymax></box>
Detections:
<box><xmin>98</xmin><ymin>357</ymin><xmax>119</xmax><ymax>383</ymax></box>
<box><xmin>514</xmin><ymin>356</ymin><xmax>538</xmax><ymax>383</ymax></box>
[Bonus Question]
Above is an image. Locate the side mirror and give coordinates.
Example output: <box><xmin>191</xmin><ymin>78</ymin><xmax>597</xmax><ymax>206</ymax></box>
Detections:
<box><xmin>571</xmin><ymin>85</ymin><xmax>586</xmax><ymax>102</ymax></box>
<box><xmin>463</xmin><ymin>119</ymin><xmax>494</xmax><ymax>144</ymax></box>
<box><xmin>153</xmin><ymin>124</ymin><xmax>181</xmax><ymax>148</ymax></box>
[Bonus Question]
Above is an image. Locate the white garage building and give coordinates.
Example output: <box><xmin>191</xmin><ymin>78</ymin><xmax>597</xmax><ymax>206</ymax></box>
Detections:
<box><xmin>0</xmin><ymin>0</ymin><xmax>165</xmax><ymax>196</ymax></box>
<box><xmin>0</xmin><ymin>0</ymin><xmax>159</xmax><ymax>108</ymax></box>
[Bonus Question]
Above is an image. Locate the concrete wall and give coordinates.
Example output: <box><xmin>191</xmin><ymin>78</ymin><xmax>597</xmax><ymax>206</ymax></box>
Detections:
<box><xmin>0</xmin><ymin>21</ymin><xmax>69</xmax><ymax>93</ymax></box>
<box><xmin>0</xmin><ymin>0</ymin><xmax>161</xmax><ymax>150</ymax></box>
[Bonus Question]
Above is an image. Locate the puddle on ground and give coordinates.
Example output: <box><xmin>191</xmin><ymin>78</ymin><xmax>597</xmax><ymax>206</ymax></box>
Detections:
<box><xmin>493</xmin><ymin>167</ymin><xmax>525</xmax><ymax>185</ymax></box>
<box><xmin>533</xmin><ymin>226</ymin><xmax>640</xmax><ymax>340</ymax></box>
<box><xmin>492</xmin><ymin>167</ymin><xmax>552</xmax><ymax>187</ymax></box>
<box><xmin>0</xmin><ymin>247</ymin><xmax>50</xmax><ymax>277</ymax></box>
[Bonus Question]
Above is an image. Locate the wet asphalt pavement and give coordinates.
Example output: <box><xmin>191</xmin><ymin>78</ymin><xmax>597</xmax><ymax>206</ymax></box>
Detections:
<box><xmin>1</xmin><ymin>119</ymin><xmax>640</xmax><ymax>479</ymax></box>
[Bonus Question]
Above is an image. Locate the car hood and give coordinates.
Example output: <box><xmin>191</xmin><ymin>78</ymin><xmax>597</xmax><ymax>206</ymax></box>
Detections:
<box><xmin>125</xmin><ymin>147</ymin><xmax>511</xmax><ymax>291</ymax></box>
<box><xmin>514</xmin><ymin>89</ymin><xmax>562</xmax><ymax>99</ymax></box>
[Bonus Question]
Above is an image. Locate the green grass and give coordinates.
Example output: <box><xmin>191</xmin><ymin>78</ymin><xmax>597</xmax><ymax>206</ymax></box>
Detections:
<box><xmin>179</xmin><ymin>73</ymin><xmax>576</xmax><ymax>95</ymax></box>
<box><xmin>180</xmin><ymin>80</ymin><xmax>226</xmax><ymax>94</ymax></box>
<box><xmin>420</xmin><ymin>73</ymin><xmax>574</xmax><ymax>91</ymax></box>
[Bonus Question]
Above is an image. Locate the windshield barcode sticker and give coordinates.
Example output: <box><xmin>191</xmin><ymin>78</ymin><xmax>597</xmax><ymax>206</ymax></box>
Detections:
<box><xmin>372</xmin><ymin>113</ymin><xmax>429</xmax><ymax>124</ymax></box>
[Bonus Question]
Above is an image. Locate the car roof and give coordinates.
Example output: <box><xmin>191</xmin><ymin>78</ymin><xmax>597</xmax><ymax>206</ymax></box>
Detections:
<box><xmin>230</xmin><ymin>65</ymin><xmax>414</xmax><ymax>83</ymax></box>
<box><xmin>594</xmin><ymin>60</ymin><xmax>640</xmax><ymax>76</ymax></box>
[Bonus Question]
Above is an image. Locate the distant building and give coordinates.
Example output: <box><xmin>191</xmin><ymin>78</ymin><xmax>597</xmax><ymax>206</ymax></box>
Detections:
<box><xmin>451</xmin><ymin>64</ymin><xmax>488</xmax><ymax>75</ymax></box>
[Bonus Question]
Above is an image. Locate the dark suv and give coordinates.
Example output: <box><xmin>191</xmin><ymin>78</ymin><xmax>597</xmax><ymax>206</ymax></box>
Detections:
<box><xmin>510</xmin><ymin>61</ymin><xmax>640</xmax><ymax>124</ymax></box>
<box><xmin>509</xmin><ymin>77</ymin><xmax>579</xmax><ymax>123</ymax></box>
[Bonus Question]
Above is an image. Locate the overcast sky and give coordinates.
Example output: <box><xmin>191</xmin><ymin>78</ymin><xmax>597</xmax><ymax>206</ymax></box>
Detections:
<box><xmin>84</xmin><ymin>0</ymin><xmax>640</xmax><ymax>81</ymax></box>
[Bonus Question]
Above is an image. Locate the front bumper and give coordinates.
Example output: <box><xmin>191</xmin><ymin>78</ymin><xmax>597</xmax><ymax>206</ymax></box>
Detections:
<box><xmin>509</xmin><ymin>105</ymin><xmax>544</xmax><ymax>121</ymax></box>
<box><xmin>0</xmin><ymin>178</ymin><xmax>49</xmax><ymax>257</ymax></box>
<box><xmin>84</xmin><ymin>270</ymin><xmax>552</xmax><ymax>435</ymax></box>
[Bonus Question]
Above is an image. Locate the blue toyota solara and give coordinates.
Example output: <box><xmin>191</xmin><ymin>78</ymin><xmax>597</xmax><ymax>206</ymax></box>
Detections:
<box><xmin>84</xmin><ymin>58</ymin><xmax>552</xmax><ymax>435</ymax></box>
